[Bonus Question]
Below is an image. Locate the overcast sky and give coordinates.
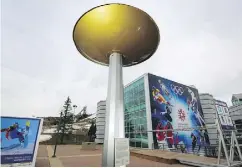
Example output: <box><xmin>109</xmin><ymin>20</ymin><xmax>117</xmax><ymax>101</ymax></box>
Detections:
<box><xmin>1</xmin><ymin>0</ymin><xmax>242</xmax><ymax>117</ymax></box>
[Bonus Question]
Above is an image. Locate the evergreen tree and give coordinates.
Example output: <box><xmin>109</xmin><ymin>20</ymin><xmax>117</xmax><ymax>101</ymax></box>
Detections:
<box><xmin>59</xmin><ymin>96</ymin><xmax>74</xmax><ymax>144</ymax></box>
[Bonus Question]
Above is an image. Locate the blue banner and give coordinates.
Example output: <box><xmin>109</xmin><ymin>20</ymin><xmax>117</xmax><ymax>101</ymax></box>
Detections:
<box><xmin>1</xmin><ymin>117</ymin><xmax>41</xmax><ymax>164</ymax></box>
<box><xmin>148</xmin><ymin>74</ymin><xmax>210</xmax><ymax>154</ymax></box>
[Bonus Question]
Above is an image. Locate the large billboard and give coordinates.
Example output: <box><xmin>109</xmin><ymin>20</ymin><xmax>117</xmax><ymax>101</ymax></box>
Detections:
<box><xmin>148</xmin><ymin>74</ymin><xmax>210</xmax><ymax>154</ymax></box>
<box><xmin>1</xmin><ymin>116</ymin><xmax>42</xmax><ymax>166</ymax></box>
<box><xmin>215</xmin><ymin>100</ymin><xmax>234</xmax><ymax>130</ymax></box>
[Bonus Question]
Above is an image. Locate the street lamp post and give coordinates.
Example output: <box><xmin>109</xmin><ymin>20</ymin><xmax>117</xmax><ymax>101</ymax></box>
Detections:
<box><xmin>73</xmin><ymin>3</ymin><xmax>160</xmax><ymax>167</ymax></box>
<box><xmin>52</xmin><ymin>111</ymin><xmax>63</xmax><ymax>158</ymax></box>
<box><xmin>73</xmin><ymin>105</ymin><xmax>77</xmax><ymax>121</ymax></box>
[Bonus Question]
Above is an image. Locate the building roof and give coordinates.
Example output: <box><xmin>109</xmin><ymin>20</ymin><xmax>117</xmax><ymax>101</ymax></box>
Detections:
<box><xmin>232</xmin><ymin>93</ymin><xmax>242</xmax><ymax>101</ymax></box>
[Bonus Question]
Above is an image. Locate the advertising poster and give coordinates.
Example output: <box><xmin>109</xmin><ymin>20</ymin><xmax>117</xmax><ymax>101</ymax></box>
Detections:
<box><xmin>215</xmin><ymin>100</ymin><xmax>234</xmax><ymax>130</ymax></box>
<box><xmin>1</xmin><ymin>116</ymin><xmax>42</xmax><ymax>166</ymax></box>
<box><xmin>148</xmin><ymin>74</ymin><xmax>210</xmax><ymax>154</ymax></box>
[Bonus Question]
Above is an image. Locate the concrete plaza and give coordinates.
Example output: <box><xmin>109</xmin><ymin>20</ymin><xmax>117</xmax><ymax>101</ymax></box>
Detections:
<box><xmin>36</xmin><ymin>145</ymin><xmax>187</xmax><ymax>167</ymax></box>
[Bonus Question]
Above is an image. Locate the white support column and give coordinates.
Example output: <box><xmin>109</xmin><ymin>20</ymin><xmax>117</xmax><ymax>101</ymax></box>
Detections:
<box><xmin>102</xmin><ymin>52</ymin><xmax>125</xmax><ymax>167</ymax></box>
<box><xmin>144</xmin><ymin>73</ymin><xmax>154</xmax><ymax>149</ymax></box>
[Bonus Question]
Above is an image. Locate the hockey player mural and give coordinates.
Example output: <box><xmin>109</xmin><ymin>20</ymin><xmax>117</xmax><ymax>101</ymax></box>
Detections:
<box><xmin>148</xmin><ymin>74</ymin><xmax>209</xmax><ymax>154</ymax></box>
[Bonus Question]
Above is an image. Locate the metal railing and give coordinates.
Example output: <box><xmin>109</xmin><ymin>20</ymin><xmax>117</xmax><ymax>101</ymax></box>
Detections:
<box><xmin>125</xmin><ymin>123</ymin><xmax>242</xmax><ymax>166</ymax></box>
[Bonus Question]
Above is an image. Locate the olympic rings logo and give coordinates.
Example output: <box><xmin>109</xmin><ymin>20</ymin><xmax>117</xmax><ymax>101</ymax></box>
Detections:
<box><xmin>170</xmin><ymin>84</ymin><xmax>184</xmax><ymax>95</ymax></box>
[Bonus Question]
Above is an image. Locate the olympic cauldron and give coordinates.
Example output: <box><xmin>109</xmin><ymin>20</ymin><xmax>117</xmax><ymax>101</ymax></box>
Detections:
<box><xmin>73</xmin><ymin>3</ymin><xmax>160</xmax><ymax>167</ymax></box>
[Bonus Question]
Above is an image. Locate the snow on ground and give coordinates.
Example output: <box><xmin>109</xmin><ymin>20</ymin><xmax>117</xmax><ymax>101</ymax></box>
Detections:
<box><xmin>42</xmin><ymin>124</ymin><xmax>91</xmax><ymax>134</ymax></box>
<box><xmin>41</xmin><ymin>114</ymin><xmax>95</xmax><ymax>134</ymax></box>
<box><xmin>42</xmin><ymin>128</ymin><xmax>56</xmax><ymax>133</ymax></box>
<box><xmin>72</xmin><ymin>124</ymin><xmax>81</xmax><ymax>130</ymax></box>
<box><xmin>39</xmin><ymin>135</ymin><xmax>52</xmax><ymax>142</ymax></box>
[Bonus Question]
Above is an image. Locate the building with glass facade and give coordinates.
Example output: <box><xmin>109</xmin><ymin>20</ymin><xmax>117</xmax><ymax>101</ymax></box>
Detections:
<box><xmin>124</xmin><ymin>73</ymin><xmax>208</xmax><ymax>152</ymax></box>
<box><xmin>124</xmin><ymin>74</ymin><xmax>151</xmax><ymax>148</ymax></box>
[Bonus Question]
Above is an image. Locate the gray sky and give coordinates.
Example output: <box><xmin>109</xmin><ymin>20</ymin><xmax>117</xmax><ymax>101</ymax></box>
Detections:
<box><xmin>1</xmin><ymin>0</ymin><xmax>242</xmax><ymax>117</ymax></box>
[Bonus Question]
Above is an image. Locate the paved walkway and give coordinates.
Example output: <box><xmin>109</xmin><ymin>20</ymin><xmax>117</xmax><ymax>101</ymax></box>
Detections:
<box><xmin>46</xmin><ymin>145</ymin><xmax>63</xmax><ymax>167</ymax></box>
<box><xmin>36</xmin><ymin>145</ymin><xmax>50</xmax><ymax>167</ymax></box>
<box><xmin>36</xmin><ymin>145</ymin><xmax>187</xmax><ymax>167</ymax></box>
<box><xmin>131</xmin><ymin>148</ymin><xmax>230</xmax><ymax>167</ymax></box>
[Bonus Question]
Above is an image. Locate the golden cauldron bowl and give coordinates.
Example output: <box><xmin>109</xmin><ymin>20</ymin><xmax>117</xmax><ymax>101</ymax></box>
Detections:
<box><xmin>73</xmin><ymin>3</ymin><xmax>160</xmax><ymax>67</ymax></box>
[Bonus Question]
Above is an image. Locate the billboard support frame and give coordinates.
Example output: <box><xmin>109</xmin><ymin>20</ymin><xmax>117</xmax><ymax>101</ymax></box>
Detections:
<box><xmin>229</xmin><ymin>131</ymin><xmax>242</xmax><ymax>163</ymax></box>
<box><xmin>216</xmin><ymin>118</ymin><xmax>242</xmax><ymax>167</ymax></box>
<box><xmin>31</xmin><ymin>118</ymin><xmax>43</xmax><ymax>167</ymax></box>
<box><xmin>217</xmin><ymin>117</ymin><xmax>230</xmax><ymax>166</ymax></box>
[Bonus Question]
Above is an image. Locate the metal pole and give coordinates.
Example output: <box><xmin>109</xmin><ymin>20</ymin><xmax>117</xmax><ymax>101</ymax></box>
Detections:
<box><xmin>233</xmin><ymin>130</ymin><xmax>242</xmax><ymax>160</ymax></box>
<box><xmin>52</xmin><ymin>112</ymin><xmax>63</xmax><ymax>157</ymax></box>
<box><xmin>217</xmin><ymin>138</ymin><xmax>222</xmax><ymax>165</ymax></box>
<box><xmin>229</xmin><ymin>131</ymin><xmax>234</xmax><ymax>161</ymax></box>
<box><xmin>102</xmin><ymin>52</ymin><xmax>125</xmax><ymax>167</ymax></box>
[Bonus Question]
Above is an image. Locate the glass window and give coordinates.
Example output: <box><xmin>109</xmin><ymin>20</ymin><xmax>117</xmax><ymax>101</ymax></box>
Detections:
<box><xmin>141</xmin><ymin>118</ymin><xmax>147</xmax><ymax>125</ymax></box>
<box><xmin>133</xmin><ymin>125</ymin><xmax>137</xmax><ymax>131</ymax></box>
<box><xmin>130</xmin><ymin>141</ymin><xmax>135</xmax><ymax>147</ymax></box>
<box><xmin>129</xmin><ymin>106</ymin><xmax>133</xmax><ymax>112</ymax></box>
<box><xmin>125</xmin><ymin>133</ymin><xmax>129</xmax><ymax>138</ymax></box>
<box><xmin>131</xmin><ymin>113</ymin><xmax>135</xmax><ymax>120</ymax></box>
<box><xmin>136</xmin><ymin>118</ymin><xmax>141</xmax><ymax>125</ymax></box>
<box><xmin>140</xmin><ymin>103</ymin><xmax>146</xmax><ymax>110</ymax></box>
<box><xmin>125</xmin><ymin>121</ymin><xmax>128</xmax><ymax>126</ymax></box>
<box><xmin>138</xmin><ymin>91</ymin><xmax>142</xmax><ymax>98</ymax></box>
<box><xmin>134</xmin><ymin>99</ymin><xmax>139</xmax><ymax>106</ymax></box>
<box><xmin>139</xmin><ymin>110</ymin><xmax>144</xmax><ymax>117</ymax></box>
<box><xmin>126</xmin><ymin>113</ymin><xmax>130</xmax><ymax>120</ymax></box>
<box><xmin>134</xmin><ymin>111</ymin><xmax>138</xmax><ymax>118</ymax></box>
<box><xmin>141</xmin><ymin>132</ymin><xmax>148</xmax><ymax>139</ymax></box>
<box><xmin>140</xmin><ymin>96</ymin><xmax>145</xmax><ymax>104</ymax></box>
<box><xmin>135</xmin><ymin>105</ymin><xmax>139</xmax><ymax>111</ymax></box>
<box><xmin>137</xmin><ymin>111</ymin><xmax>141</xmax><ymax>118</ymax></box>
<box><xmin>135</xmin><ymin>133</ymin><xmax>142</xmax><ymax>139</ymax></box>
<box><xmin>141</xmin><ymin>142</ymin><xmax>148</xmax><ymax>148</ymax></box>
<box><xmin>135</xmin><ymin>141</ymin><xmax>141</xmax><ymax>148</ymax></box>
<box><xmin>126</xmin><ymin>121</ymin><xmax>130</xmax><ymax>127</ymax></box>
<box><xmin>131</xmin><ymin>119</ymin><xmax>135</xmax><ymax>125</ymax></box>
<box><xmin>143</xmin><ymin>124</ymin><xmax>147</xmax><ymax>131</ymax></box>
<box><xmin>138</xmin><ymin>84</ymin><xmax>143</xmax><ymax>91</ymax></box>
<box><xmin>124</xmin><ymin>77</ymin><xmax>148</xmax><ymax>147</ymax></box>
<box><xmin>130</xmin><ymin>100</ymin><xmax>134</xmax><ymax>107</ymax></box>
<box><xmin>135</xmin><ymin>87</ymin><xmax>139</xmax><ymax>94</ymax></box>
<box><xmin>125</xmin><ymin>127</ymin><xmax>128</xmax><ymax>132</ymax></box>
<box><xmin>143</xmin><ymin>110</ymin><xmax>147</xmax><ymax>117</ymax></box>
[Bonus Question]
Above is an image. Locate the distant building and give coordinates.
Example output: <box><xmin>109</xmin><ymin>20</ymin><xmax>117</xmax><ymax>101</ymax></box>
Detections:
<box><xmin>95</xmin><ymin>100</ymin><xmax>106</xmax><ymax>144</ymax></box>
<box><xmin>231</xmin><ymin>93</ymin><xmax>242</xmax><ymax>106</ymax></box>
<box><xmin>199</xmin><ymin>93</ymin><xmax>235</xmax><ymax>145</ymax></box>
<box><xmin>199</xmin><ymin>93</ymin><xmax>218</xmax><ymax>145</ymax></box>
<box><xmin>229</xmin><ymin>94</ymin><xmax>242</xmax><ymax>133</ymax></box>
